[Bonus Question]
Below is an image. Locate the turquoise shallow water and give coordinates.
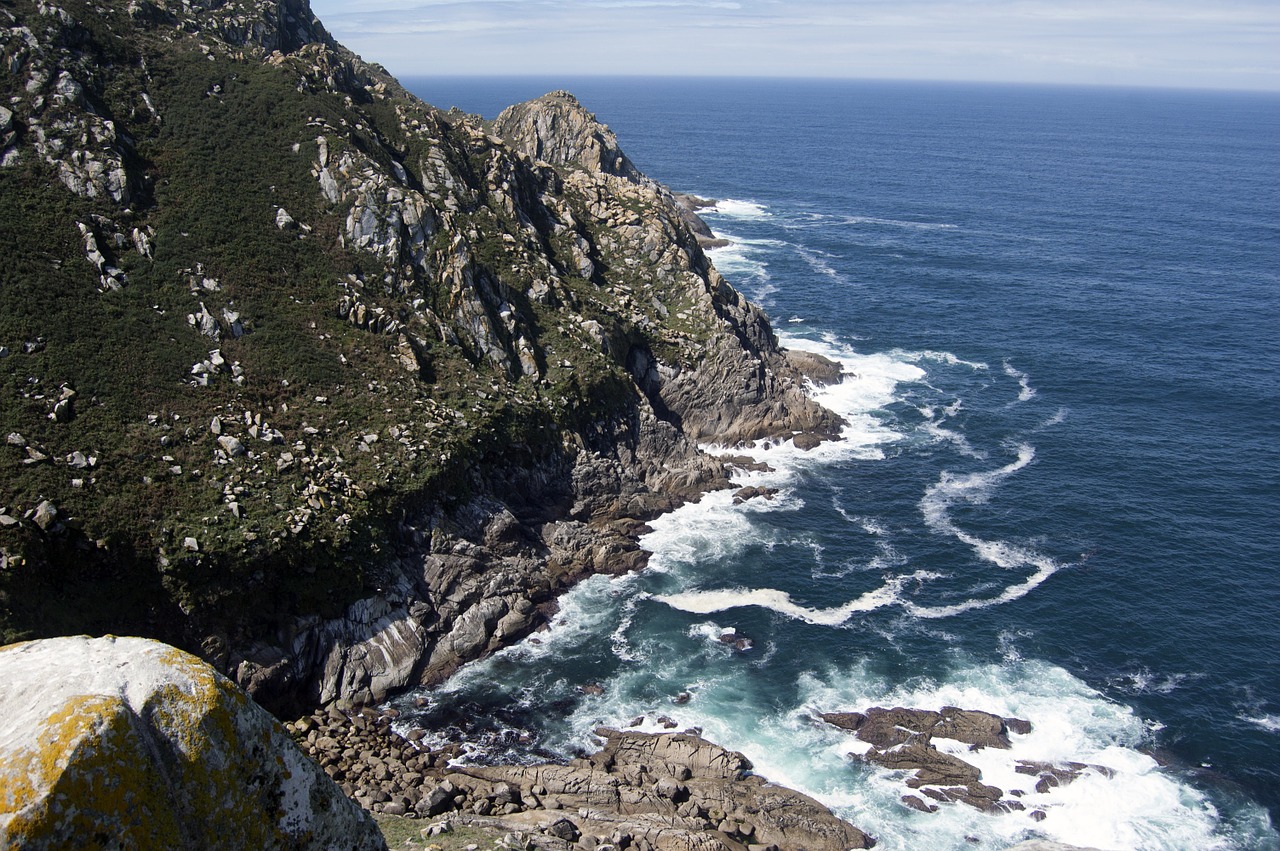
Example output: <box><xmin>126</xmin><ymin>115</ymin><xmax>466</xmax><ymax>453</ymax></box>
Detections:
<box><xmin>398</xmin><ymin>78</ymin><xmax>1280</xmax><ymax>850</ymax></box>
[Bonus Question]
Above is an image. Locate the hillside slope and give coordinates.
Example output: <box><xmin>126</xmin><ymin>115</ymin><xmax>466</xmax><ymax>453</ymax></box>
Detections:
<box><xmin>0</xmin><ymin>0</ymin><xmax>841</xmax><ymax>715</ymax></box>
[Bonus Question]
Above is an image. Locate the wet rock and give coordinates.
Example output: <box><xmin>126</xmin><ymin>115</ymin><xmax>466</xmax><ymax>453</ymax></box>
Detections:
<box><xmin>731</xmin><ymin>486</ymin><xmax>778</xmax><ymax>505</ymax></box>
<box><xmin>902</xmin><ymin>794</ymin><xmax>939</xmax><ymax>814</ymax></box>
<box><xmin>822</xmin><ymin>706</ymin><xmax>1028</xmax><ymax>750</ymax></box>
<box><xmin>827</xmin><ymin>706</ymin><xmax>1033</xmax><ymax>814</ymax></box>
<box><xmin>717</xmin><ymin>630</ymin><xmax>754</xmax><ymax>652</ymax></box>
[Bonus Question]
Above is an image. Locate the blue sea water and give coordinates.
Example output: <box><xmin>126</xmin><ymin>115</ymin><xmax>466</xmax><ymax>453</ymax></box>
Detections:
<box><xmin>398</xmin><ymin>78</ymin><xmax>1280</xmax><ymax>849</ymax></box>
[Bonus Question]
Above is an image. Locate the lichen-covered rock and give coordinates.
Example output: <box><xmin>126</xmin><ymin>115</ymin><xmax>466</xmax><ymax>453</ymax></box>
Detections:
<box><xmin>0</xmin><ymin>636</ymin><xmax>386</xmax><ymax>851</ymax></box>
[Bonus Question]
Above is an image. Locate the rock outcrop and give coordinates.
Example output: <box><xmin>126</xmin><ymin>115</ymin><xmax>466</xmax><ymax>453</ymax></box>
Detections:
<box><xmin>290</xmin><ymin>709</ymin><xmax>874</xmax><ymax>851</ymax></box>
<box><xmin>823</xmin><ymin>706</ymin><xmax>1032</xmax><ymax>814</ymax></box>
<box><xmin>0</xmin><ymin>636</ymin><xmax>385</xmax><ymax>850</ymax></box>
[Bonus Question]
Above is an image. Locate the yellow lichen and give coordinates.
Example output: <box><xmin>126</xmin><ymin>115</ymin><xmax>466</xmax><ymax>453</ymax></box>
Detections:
<box><xmin>1</xmin><ymin>693</ymin><xmax>184</xmax><ymax>847</ymax></box>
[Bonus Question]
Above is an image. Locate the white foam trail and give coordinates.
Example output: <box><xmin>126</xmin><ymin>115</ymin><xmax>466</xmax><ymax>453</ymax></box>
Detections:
<box><xmin>1004</xmin><ymin>359</ymin><xmax>1038</xmax><ymax>402</ymax></box>
<box><xmin>921</xmin><ymin>419</ymin><xmax>986</xmax><ymax>459</ymax></box>
<box><xmin>655</xmin><ymin>570</ymin><xmax>942</xmax><ymax>625</ymax></box>
<box><xmin>1109</xmin><ymin>667</ymin><xmax>1193</xmax><ymax>696</ymax></box>
<box><xmin>705</xmin><ymin>198</ymin><xmax>770</xmax><ymax>219</ymax></box>
<box><xmin>911</xmin><ymin>444</ymin><xmax>1067</xmax><ymax>617</ymax></box>
<box><xmin>1039</xmin><ymin>406</ymin><xmax>1069</xmax><ymax>429</ymax></box>
<box><xmin>841</xmin><ymin>215</ymin><xmax>958</xmax><ymax>230</ymax></box>
<box><xmin>705</xmin><ymin>236</ymin><xmax>782</xmax><ymax>304</ymax></box>
<box><xmin>1243</xmin><ymin>714</ymin><xmax>1280</xmax><ymax>733</ymax></box>
<box><xmin>794</xmin><ymin>244</ymin><xmax>842</xmax><ymax>282</ymax></box>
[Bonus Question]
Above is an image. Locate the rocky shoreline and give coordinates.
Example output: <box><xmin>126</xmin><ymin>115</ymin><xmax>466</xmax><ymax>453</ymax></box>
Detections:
<box><xmin>227</xmin><ymin>89</ymin><xmax>848</xmax><ymax>720</ymax></box>
<box><xmin>289</xmin><ymin>703</ymin><xmax>873</xmax><ymax>850</ymax></box>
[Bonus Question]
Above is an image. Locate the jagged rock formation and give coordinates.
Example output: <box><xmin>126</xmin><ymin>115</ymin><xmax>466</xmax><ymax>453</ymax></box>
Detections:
<box><xmin>0</xmin><ymin>635</ymin><xmax>385</xmax><ymax>850</ymax></box>
<box><xmin>0</xmin><ymin>0</ymin><xmax>841</xmax><ymax>716</ymax></box>
<box><xmin>291</xmin><ymin>708</ymin><xmax>873</xmax><ymax>851</ymax></box>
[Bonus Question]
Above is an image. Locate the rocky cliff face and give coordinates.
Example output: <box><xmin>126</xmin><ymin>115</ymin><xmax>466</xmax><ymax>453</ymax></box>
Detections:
<box><xmin>0</xmin><ymin>0</ymin><xmax>840</xmax><ymax>716</ymax></box>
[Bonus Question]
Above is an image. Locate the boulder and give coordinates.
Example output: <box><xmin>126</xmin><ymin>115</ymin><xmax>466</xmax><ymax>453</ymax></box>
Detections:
<box><xmin>0</xmin><ymin>636</ymin><xmax>385</xmax><ymax>850</ymax></box>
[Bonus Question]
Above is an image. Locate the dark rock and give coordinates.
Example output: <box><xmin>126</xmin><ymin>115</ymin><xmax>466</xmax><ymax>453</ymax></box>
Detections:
<box><xmin>824</xmin><ymin>706</ymin><xmax>1028</xmax><ymax>750</ymax></box>
<box><xmin>731</xmin><ymin>486</ymin><xmax>779</xmax><ymax>505</ymax></box>
<box><xmin>547</xmin><ymin>817</ymin><xmax>581</xmax><ymax>841</ymax></box>
<box><xmin>1004</xmin><ymin>716</ymin><xmax>1034</xmax><ymax>735</ymax></box>
<box><xmin>829</xmin><ymin>706</ymin><xmax>1034</xmax><ymax>815</ymax></box>
<box><xmin>902</xmin><ymin>794</ymin><xmax>939</xmax><ymax>814</ymax></box>
<box><xmin>819</xmin><ymin>712</ymin><xmax>865</xmax><ymax>733</ymax></box>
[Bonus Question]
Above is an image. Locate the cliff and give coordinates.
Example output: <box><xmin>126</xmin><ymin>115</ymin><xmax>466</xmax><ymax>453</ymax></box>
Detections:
<box><xmin>0</xmin><ymin>0</ymin><xmax>841</xmax><ymax>715</ymax></box>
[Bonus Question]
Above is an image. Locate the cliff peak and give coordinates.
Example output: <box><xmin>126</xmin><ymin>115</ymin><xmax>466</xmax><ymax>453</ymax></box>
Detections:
<box><xmin>494</xmin><ymin>89</ymin><xmax>646</xmax><ymax>183</ymax></box>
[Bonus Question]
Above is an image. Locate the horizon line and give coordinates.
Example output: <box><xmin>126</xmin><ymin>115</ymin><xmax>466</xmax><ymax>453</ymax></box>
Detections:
<box><xmin>386</xmin><ymin>71</ymin><xmax>1280</xmax><ymax>97</ymax></box>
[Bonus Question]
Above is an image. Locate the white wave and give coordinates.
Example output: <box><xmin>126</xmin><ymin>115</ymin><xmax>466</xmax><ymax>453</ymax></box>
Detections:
<box><xmin>705</xmin><ymin>198</ymin><xmax>770</xmax><ymax>219</ymax></box>
<box><xmin>894</xmin><ymin>348</ymin><xmax>989</xmax><ymax>371</ymax></box>
<box><xmin>788</xmin><ymin>660</ymin><xmax>1242</xmax><ymax>851</ymax></box>
<box><xmin>429</xmin><ymin>571</ymin><xmax>638</xmax><ymax>693</ymax></box>
<box><xmin>639</xmin><ymin>484</ymin><xmax>797</xmax><ymax>573</ymax></box>
<box><xmin>706</xmin><ymin>239</ymin><xmax>770</xmax><ymax>281</ymax></box>
<box><xmin>654</xmin><ymin>570</ymin><xmax>942</xmax><ymax>625</ymax></box>
<box><xmin>1109</xmin><ymin>667</ymin><xmax>1194</xmax><ymax>696</ymax></box>
<box><xmin>705</xmin><ymin>236</ymin><xmax>781</xmax><ymax>304</ymax></box>
<box><xmin>1004</xmin><ymin>359</ymin><xmax>1038</xmax><ymax>402</ymax></box>
<box><xmin>609</xmin><ymin>593</ymin><xmax>642</xmax><ymax>663</ymax></box>
<box><xmin>1243</xmin><ymin>714</ymin><xmax>1280</xmax><ymax>733</ymax></box>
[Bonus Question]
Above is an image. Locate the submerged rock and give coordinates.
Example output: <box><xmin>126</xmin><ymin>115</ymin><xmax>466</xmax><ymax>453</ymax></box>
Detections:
<box><xmin>0</xmin><ymin>636</ymin><xmax>385</xmax><ymax>850</ymax></box>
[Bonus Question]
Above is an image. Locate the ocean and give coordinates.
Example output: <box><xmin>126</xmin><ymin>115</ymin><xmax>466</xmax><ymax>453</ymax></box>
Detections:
<box><xmin>395</xmin><ymin>77</ymin><xmax>1280</xmax><ymax>850</ymax></box>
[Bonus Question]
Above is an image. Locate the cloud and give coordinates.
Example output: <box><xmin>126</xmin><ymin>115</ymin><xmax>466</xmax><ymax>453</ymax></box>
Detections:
<box><xmin>310</xmin><ymin>0</ymin><xmax>1280</xmax><ymax>90</ymax></box>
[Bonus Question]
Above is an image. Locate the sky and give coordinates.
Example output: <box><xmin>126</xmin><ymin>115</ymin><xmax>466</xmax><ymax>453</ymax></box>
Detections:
<box><xmin>307</xmin><ymin>0</ymin><xmax>1280</xmax><ymax>92</ymax></box>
